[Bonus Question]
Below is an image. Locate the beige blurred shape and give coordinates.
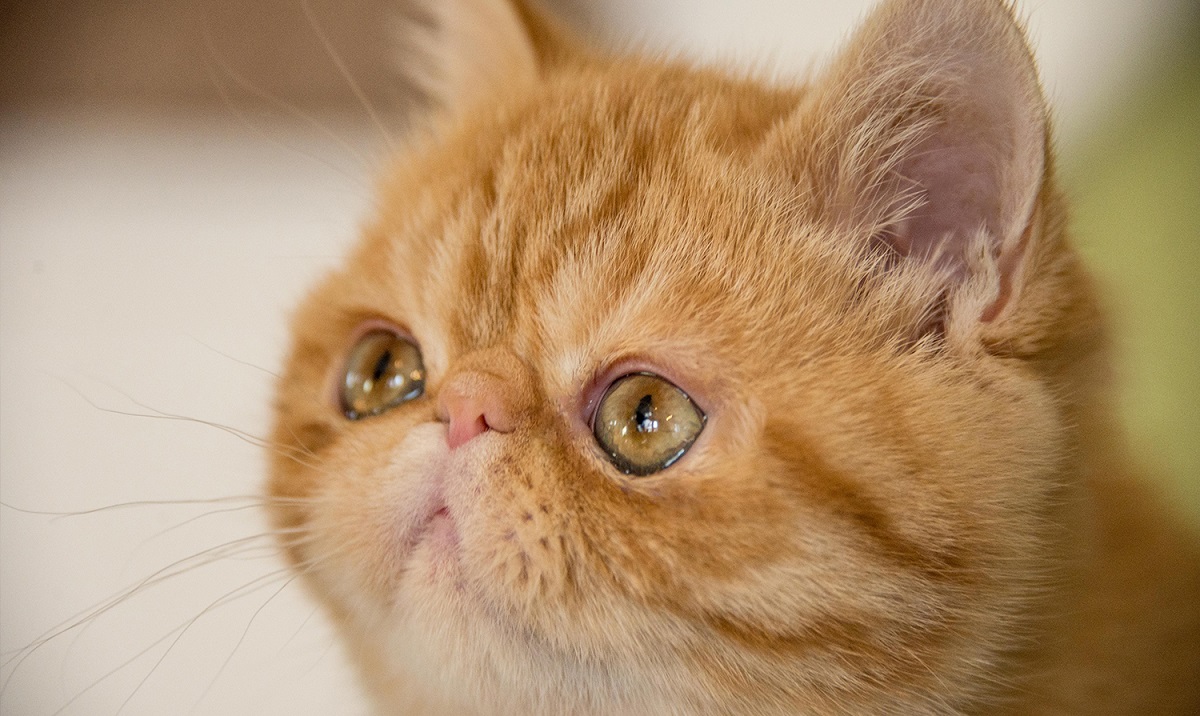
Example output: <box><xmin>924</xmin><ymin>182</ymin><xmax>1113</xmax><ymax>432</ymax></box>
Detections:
<box><xmin>0</xmin><ymin>0</ymin><xmax>404</xmax><ymax>108</ymax></box>
<box><xmin>1</xmin><ymin>0</ymin><xmax>1194</xmax><ymax>145</ymax></box>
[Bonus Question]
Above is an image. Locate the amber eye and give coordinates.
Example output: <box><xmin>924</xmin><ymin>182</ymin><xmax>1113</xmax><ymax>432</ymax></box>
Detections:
<box><xmin>340</xmin><ymin>330</ymin><xmax>425</xmax><ymax>420</ymax></box>
<box><xmin>593</xmin><ymin>372</ymin><xmax>706</xmax><ymax>476</ymax></box>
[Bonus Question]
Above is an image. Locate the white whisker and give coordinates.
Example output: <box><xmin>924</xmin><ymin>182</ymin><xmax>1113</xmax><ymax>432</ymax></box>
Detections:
<box><xmin>200</xmin><ymin>19</ymin><xmax>379</xmax><ymax>183</ymax></box>
<box><xmin>51</xmin><ymin>565</ymin><xmax>302</xmax><ymax>716</ymax></box>
<box><xmin>186</xmin><ymin>336</ymin><xmax>283</xmax><ymax>380</ymax></box>
<box><xmin>62</xmin><ymin>378</ymin><xmax>337</xmax><ymax>475</ymax></box>
<box><xmin>0</xmin><ymin>531</ymin><xmax>301</xmax><ymax>671</ymax></box>
<box><xmin>300</xmin><ymin>0</ymin><xmax>397</xmax><ymax>152</ymax></box>
<box><xmin>190</xmin><ymin>574</ymin><xmax>304</xmax><ymax>713</ymax></box>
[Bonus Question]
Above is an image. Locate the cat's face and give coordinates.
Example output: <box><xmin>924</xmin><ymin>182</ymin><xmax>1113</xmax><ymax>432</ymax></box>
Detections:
<box><xmin>269</xmin><ymin>0</ymin><xmax>1094</xmax><ymax>712</ymax></box>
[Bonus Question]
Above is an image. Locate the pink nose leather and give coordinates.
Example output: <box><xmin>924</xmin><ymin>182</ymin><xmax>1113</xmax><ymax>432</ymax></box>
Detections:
<box><xmin>439</xmin><ymin>387</ymin><xmax>512</xmax><ymax>449</ymax></box>
<box><xmin>436</xmin><ymin>347</ymin><xmax>536</xmax><ymax>449</ymax></box>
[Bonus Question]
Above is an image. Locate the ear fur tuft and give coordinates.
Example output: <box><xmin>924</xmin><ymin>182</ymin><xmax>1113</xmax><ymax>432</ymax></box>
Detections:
<box><xmin>391</xmin><ymin>0</ymin><xmax>576</xmax><ymax>122</ymax></box>
<box><xmin>783</xmin><ymin>0</ymin><xmax>1048</xmax><ymax>324</ymax></box>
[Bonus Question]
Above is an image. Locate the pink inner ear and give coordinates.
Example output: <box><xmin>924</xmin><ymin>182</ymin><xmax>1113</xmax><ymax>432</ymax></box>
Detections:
<box><xmin>799</xmin><ymin>0</ymin><xmax>1049</xmax><ymax>324</ymax></box>
<box><xmin>772</xmin><ymin>0</ymin><xmax>1049</xmax><ymax>323</ymax></box>
<box><xmin>887</xmin><ymin>131</ymin><xmax>1003</xmax><ymax>280</ymax></box>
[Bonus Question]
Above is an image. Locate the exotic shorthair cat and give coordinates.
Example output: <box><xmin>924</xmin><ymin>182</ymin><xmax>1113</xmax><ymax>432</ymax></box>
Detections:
<box><xmin>267</xmin><ymin>0</ymin><xmax>1200</xmax><ymax>712</ymax></box>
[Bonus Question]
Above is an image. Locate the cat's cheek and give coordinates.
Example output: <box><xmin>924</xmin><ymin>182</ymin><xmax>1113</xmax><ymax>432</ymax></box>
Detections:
<box><xmin>433</xmin><ymin>435</ymin><xmax>602</xmax><ymax>625</ymax></box>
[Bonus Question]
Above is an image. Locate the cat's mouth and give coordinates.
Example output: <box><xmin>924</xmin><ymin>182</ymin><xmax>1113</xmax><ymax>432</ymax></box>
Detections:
<box><xmin>395</xmin><ymin>426</ymin><xmax>463</xmax><ymax>561</ymax></box>
<box><xmin>412</xmin><ymin>496</ymin><xmax>460</xmax><ymax>567</ymax></box>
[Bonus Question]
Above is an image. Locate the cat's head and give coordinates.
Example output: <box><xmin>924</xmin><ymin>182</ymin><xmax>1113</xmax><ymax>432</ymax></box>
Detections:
<box><xmin>269</xmin><ymin>0</ymin><xmax>1102</xmax><ymax>712</ymax></box>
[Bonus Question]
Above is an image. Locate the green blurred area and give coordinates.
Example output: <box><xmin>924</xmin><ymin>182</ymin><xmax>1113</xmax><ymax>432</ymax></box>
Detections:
<box><xmin>1062</xmin><ymin>19</ymin><xmax>1200</xmax><ymax>525</ymax></box>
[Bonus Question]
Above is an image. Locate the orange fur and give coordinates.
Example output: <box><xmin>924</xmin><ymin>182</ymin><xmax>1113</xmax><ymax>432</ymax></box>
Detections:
<box><xmin>268</xmin><ymin>0</ymin><xmax>1200</xmax><ymax>712</ymax></box>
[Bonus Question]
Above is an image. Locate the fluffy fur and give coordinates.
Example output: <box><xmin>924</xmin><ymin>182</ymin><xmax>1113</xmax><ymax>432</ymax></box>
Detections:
<box><xmin>268</xmin><ymin>0</ymin><xmax>1200</xmax><ymax>712</ymax></box>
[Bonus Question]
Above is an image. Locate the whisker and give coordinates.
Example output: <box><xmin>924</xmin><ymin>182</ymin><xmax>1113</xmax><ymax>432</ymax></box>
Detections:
<box><xmin>134</xmin><ymin>504</ymin><xmax>274</xmax><ymax>548</ymax></box>
<box><xmin>65</xmin><ymin>373</ymin><xmax>373</xmax><ymax>484</ymax></box>
<box><xmin>276</xmin><ymin>602</ymin><xmax>324</xmax><ymax>658</ymax></box>
<box><xmin>190</xmin><ymin>574</ymin><xmax>303</xmax><ymax>713</ymax></box>
<box><xmin>200</xmin><ymin>19</ymin><xmax>379</xmax><ymax>183</ymax></box>
<box><xmin>300</xmin><ymin>0</ymin><xmax>397</xmax><ymax>152</ymax></box>
<box><xmin>63</xmin><ymin>379</ymin><xmax>333</xmax><ymax>475</ymax></box>
<box><xmin>0</xmin><ymin>530</ymin><xmax>307</xmax><ymax>671</ymax></box>
<box><xmin>58</xmin><ymin>529</ymin><xmax>309</xmax><ymax>675</ymax></box>
<box><xmin>72</xmin><ymin>376</ymin><xmax>269</xmax><ymax>443</ymax></box>
<box><xmin>52</xmin><ymin>565</ymin><xmax>301</xmax><ymax>716</ymax></box>
<box><xmin>186</xmin><ymin>336</ymin><xmax>282</xmax><ymax>380</ymax></box>
<box><xmin>0</xmin><ymin>495</ymin><xmax>287</xmax><ymax>519</ymax></box>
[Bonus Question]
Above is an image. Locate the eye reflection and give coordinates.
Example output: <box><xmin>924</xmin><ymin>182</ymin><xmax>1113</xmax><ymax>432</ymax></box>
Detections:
<box><xmin>593</xmin><ymin>372</ymin><xmax>705</xmax><ymax>476</ymax></box>
<box><xmin>340</xmin><ymin>330</ymin><xmax>425</xmax><ymax>420</ymax></box>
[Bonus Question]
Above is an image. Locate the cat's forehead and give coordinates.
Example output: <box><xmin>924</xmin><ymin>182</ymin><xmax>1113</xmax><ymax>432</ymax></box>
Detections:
<box><xmin>354</xmin><ymin>65</ymin><xmax>874</xmax><ymax>386</ymax></box>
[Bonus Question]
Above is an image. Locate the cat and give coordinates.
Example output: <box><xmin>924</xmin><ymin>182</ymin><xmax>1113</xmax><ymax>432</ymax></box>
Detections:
<box><xmin>267</xmin><ymin>0</ymin><xmax>1200</xmax><ymax>713</ymax></box>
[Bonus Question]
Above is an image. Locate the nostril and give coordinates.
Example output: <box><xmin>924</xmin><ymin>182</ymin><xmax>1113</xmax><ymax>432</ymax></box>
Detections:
<box><xmin>446</xmin><ymin>411</ymin><xmax>489</xmax><ymax>450</ymax></box>
<box><xmin>436</xmin><ymin>364</ymin><xmax>522</xmax><ymax>449</ymax></box>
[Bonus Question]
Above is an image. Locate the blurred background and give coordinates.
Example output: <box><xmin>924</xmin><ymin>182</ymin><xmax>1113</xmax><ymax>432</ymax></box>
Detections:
<box><xmin>2</xmin><ymin>1</ymin><xmax>1197</xmax><ymax>714</ymax></box>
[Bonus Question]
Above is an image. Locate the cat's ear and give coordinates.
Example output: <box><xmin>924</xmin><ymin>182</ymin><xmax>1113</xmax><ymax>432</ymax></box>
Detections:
<box><xmin>394</xmin><ymin>0</ymin><xmax>575</xmax><ymax>120</ymax></box>
<box><xmin>777</xmin><ymin>0</ymin><xmax>1047</xmax><ymax>323</ymax></box>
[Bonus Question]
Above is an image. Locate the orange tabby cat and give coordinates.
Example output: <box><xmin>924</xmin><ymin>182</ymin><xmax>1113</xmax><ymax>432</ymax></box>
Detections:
<box><xmin>268</xmin><ymin>0</ymin><xmax>1200</xmax><ymax>712</ymax></box>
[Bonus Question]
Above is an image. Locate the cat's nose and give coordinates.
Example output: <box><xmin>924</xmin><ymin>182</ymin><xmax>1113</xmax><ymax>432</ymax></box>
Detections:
<box><xmin>437</xmin><ymin>377</ymin><xmax>514</xmax><ymax>449</ymax></box>
<box><xmin>436</xmin><ymin>347</ymin><xmax>537</xmax><ymax>450</ymax></box>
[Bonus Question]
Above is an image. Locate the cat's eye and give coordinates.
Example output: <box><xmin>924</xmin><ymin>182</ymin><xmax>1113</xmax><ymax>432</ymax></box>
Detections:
<box><xmin>340</xmin><ymin>330</ymin><xmax>426</xmax><ymax>420</ymax></box>
<box><xmin>593</xmin><ymin>372</ymin><xmax>706</xmax><ymax>476</ymax></box>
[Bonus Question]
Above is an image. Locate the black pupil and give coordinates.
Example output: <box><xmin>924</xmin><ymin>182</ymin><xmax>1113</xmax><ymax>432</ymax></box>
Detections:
<box><xmin>634</xmin><ymin>394</ymin><xmax>656</xmax><ymax>433</ymax></box>
<box><xmin>372</xmin><ymin>349</ymin><xmax>392</xmax><ymax>382</ymax></box>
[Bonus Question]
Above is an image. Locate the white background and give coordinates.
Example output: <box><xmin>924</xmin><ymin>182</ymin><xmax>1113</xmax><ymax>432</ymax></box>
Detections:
<box><xmin>1</xmin><ymin>1</ymin><xmax>1193</xmax><ymax>714</ymax></box>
